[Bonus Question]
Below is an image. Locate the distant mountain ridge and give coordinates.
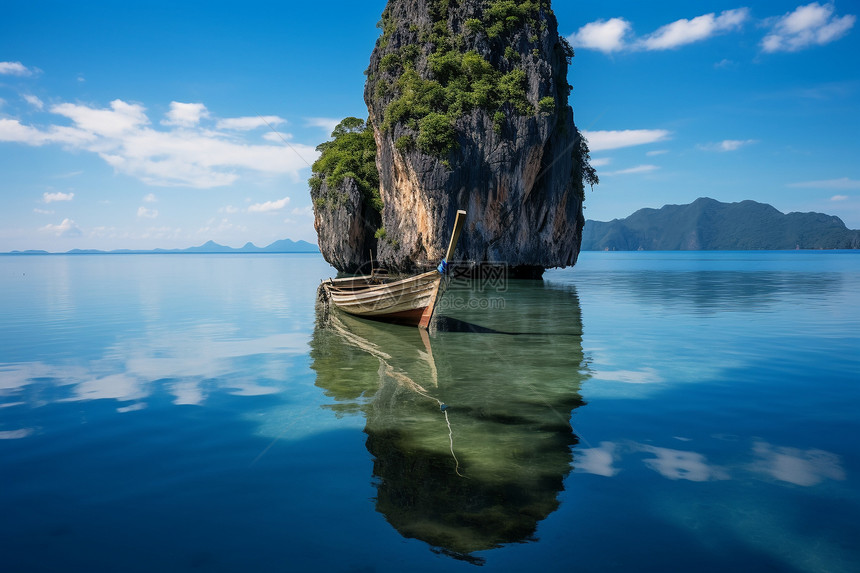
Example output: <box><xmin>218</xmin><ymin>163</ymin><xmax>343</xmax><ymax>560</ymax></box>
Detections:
<box><xmin>582</xmin><ymin>198</ymin><xmax>860</xmax><ymax>251</ymax></box>
<box><xmin>7</xmin><ymin>238</ymin><xmax>320</xmax><ymax>255</ymax></box>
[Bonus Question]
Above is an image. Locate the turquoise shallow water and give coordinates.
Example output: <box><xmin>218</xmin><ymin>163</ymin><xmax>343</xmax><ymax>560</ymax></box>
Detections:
<box><xmin>1</xmin><ymin>251</ymin><xmax>858</xmax><ymax>572</ymax></box>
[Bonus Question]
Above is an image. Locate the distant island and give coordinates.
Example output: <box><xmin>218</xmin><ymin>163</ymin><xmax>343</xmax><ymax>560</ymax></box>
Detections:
<box><xmin>582</xmin><ymin>197</ymin><xmax>860</xmax><ymax>251</ymax></box>
<box><xmin>6</xmin><ymin>238</ymin><xmax>320</xmax><ymax>255</ymax></box>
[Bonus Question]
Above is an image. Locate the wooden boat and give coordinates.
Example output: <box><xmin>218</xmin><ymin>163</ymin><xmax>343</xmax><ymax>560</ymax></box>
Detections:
<box><xmin>321</xmin><ymin>210</ymin><xmax>466</xmax><ymax>328</ymax></box>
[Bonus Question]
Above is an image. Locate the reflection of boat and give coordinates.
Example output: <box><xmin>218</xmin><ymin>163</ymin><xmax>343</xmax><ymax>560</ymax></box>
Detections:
<box><xmin>310</xmin><ymin>281</ymin><xmax>589</xmax><ymax>562</ymax></box>
<box><xmin>320</xmin><ymin>210</ymin><xmax>466</xmax><ymax>328</ymax></box>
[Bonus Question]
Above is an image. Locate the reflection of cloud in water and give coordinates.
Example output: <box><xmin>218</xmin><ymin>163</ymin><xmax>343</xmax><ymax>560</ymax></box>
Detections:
<box><xmin>0</xmin><ymin>362</ymin><xmax>87</xmax><ymax>392</ymax></box>
<box><xmin>169</xmin><ymin>379</ymin><xmax>206</xmax><ymax>406</ymax></box>
<box><xmin>641</xmin><ymin>444</ymin><xmax>730</xmax><ymax>482</ymax></box>
<box><xmin>562</xmin><ymin>269</ymin><xmax>845</xmax><ymax>315</ymax></box>
<box><xmin>575</xmin><ymin>439</ymin><xmax>847</xmax><ymax>488</ymax></box>
<box><xmin>576</xmin><ymin>441</ymin><xmax>619</xmax><ymax>477</ymax></box>
<box><xmin>75</xmin><ymin>373</ymin><xmax>148</xmax><ymax>402</ymax></box>
<box><xmin>591</xmin><ymin>368</ymin><xmax>663</xmax><ymax>384</ymax></box>
<box><xmin>0</xmin><ymin>429</ymin><xmax>34</xmax><ymax>439</ymax></box>
<box><xmin>751</xmin><ymin>441</ymin><xmax>846</xmax><ymax>486</ymax></box>
<box><xmin>116</xmin><ymin>403</ymin><xmax>147</xmax><ymax>414</ymax></box>
<box><xmin>0</xmin><ymin>329</ymin><xmax>308</xmax><ymax>413</ymax></box>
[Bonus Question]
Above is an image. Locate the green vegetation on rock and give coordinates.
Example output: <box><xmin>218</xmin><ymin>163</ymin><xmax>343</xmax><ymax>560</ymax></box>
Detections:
<box><xmin>374</xmin><ymin>0</ymin><xmax>556</xmax><ymax>159</ymax></box>
<box><xmin>309</xmin><ymin>117</ymin><xmax>382</xmax><ymax>212</ymax></box>
<box><xmin>581</xmin><ymin>197</ymin><xmax>860</xmax><ymax>251</ymax></box>
<box><xmin>578</xmin><ymin>135</ymin><xmax>599</xmax><ymax>198</ymax></box>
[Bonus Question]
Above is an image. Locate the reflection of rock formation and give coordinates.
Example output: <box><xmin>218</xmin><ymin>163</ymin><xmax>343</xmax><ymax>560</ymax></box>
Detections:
<box><xmin>569</xmin><ymin>269</ymin><xmax>844</xmax><ymax>314</ymax></box>
<box><xmin>310</xmin><ymin>282</ymin><xmax>587</xmax><ymax>561</ymax></box>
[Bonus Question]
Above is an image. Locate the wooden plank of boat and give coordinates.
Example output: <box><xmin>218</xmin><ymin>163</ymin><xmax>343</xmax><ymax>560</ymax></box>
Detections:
<box><xmin>328</xmin><ymin>271</ymin><xmax>439</xmax><ymax>315</ymax></box>
<box><xmin>322</xmin><ymin>210</ymin><xmax>467</xmax><ymax>328</ymax></box>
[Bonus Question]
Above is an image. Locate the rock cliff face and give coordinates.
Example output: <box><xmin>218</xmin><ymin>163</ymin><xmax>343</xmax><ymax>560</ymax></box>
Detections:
<box><xmin>311</xmin><ymin>176</ymin><xmax>380</xmax><ymax>272</ymax></box>
<box><xmin>312</xmin><ymin>0</ymin><xmax>590</xmax><ymax>277</ymax></box>
<box><xmin>309</xmin><ymin>117</ymin><xmax>381</xmax><ymax>273</ymax></box>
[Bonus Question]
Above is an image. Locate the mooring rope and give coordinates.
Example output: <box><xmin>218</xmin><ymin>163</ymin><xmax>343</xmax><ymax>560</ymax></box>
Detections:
<box><xmin>442</xmin><ymin>408</ymin><xmax>465</xmax><ymax>478</ymax></box>
<box><xmin>325</xmin><ymin>313</ymin><xmax>466</xmax><ymax>478</ymax></box>
<box><xmin>385</xmin><ymin>365</ymin><xmax>466</xmax><ymax>478</ymax></box>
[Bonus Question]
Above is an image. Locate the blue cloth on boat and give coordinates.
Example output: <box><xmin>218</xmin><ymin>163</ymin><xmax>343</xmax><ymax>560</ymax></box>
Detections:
<box><xmin>437</xmin><ymin>259</ymin><xmax>448</xmax><ymax>274</ymax></box>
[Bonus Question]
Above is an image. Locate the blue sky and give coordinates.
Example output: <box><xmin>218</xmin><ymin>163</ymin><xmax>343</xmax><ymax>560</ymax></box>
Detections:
<box><xmin>1</xmin><ymin>1</ymin><xmax>858</xmax><ymax>252</ymax></box>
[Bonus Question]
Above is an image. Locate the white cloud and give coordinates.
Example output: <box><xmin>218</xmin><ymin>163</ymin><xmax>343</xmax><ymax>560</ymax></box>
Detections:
<box><xmin>1</xmin><ymin>99</ymin><xmax>320</xmax><ymax>188</ymax></box>
<box><xmin>762</xmin><ymin>2</ymin><xmax>856</xmax><ymax>53</ymax></box>
<box><xmin>830</xmin><ymin>195</ymin><xmax>849</xmax><ymax>201</ymax></box>
<box><xmin>646</xmin><ymin>149</ymin><xmax>669</xmax><ymax>156</ymax></box>
<box><xmin>23</xmin><ymin>94</ymin><xmax>44</xmax><ymax>110</ymax></box>
<box><xmin>137</xmin><ymin>206</ymin><xmax>158</xmax><ymax>219</ymax></box>
<box><xmin>602</xmin><ymin>164</ymin><xmax>660</xmax><ymax>176</ymax></box>
<box><xmin>788</xmin><ymin>177</ymin><xmax>860</xmax><ymax>189</ymax></box>
<box><xmin>568</xmin><ymin>18</ymin><xmax>632</xmax><ymax>53</ymax></box>
<box><xmin>699</xmin><ymin>139</ymin><xmax>758</xmax><ymax>152</ymax></box>
<box><xmin>0</xmin><ymin>118</ymin><xmax>50</xmax><ymax>144</ymax></box>
<box><xmin>582</xmin><ymin>129</ymin><xmax>671</xmax><ymax>151</ymax></box>
<box><xmin>639</xmin><ymin>8</ymin><xmax>750</xmax><ymax>50</ymax></box>
<box><xmin>143</xmin><ymin>193</ymin><xmax>157</xmax><ymax>203</ymax></box>
<box><xmin>570</xmin><ymin>9</ymin><xmax>749</xmax><ymax>53</ymax></box>
<box><xmin>0</xmin><ymin>118</ymin><xmax>97</xmax><ymax>147</ymax></box>
<box><xmin>216</xmin><ymin>115</ymin><xmax>285</xmax><ymax>130</ymax></box>
<box><xmin>43</xmin><ymin>191</ymin><xmax>74</xmax><ymax>203</ymax></box>
<box><xmin>589</xmin><ymin>157</ymin><xmax>612</xmax><ymax>167</ymax></box>
<box><xmin>263</xmin><ymin>131</ymin><xmax>292</xmax><ymax>143</ymax></box>
<box><xmin>0</xmin><ymin>61</ymin><xmax>34</xmax><ymax>76</ymax></box>
<box><xmin>33</xmin><ymin>208</ymin><xmax>54</xmax><ymax>215</ymax></box>
<box><xmin>54</xmin><ymin>99</ymin><xmax>150</xmax><ymax>138</ymax></box>
<box><xmin>219</xmin><ymin>205</ymin><xmax>240</xmax><ymax>214</ymax></box>
<box><xmin>248</xmin><ymin>196</ymin><xmax>290</xmax><ymax>213</ymax></box>
<box><xmin>305</xmin><ymin>117</ymin><xmax>343</xmax><ymax>135</ymax></box>
<box><xmin>41</xmin><ymin>218</ymin><xmax>82</xmax><ymax>238</ymax></box>
<box><xmin>162</xmin><ymin>101</ymin><xmax>209</xmax><ymax>127</ymax></box>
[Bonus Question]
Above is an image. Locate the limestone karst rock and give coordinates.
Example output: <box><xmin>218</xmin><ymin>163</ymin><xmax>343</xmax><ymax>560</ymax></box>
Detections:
<box><xmin>311</xmin><ymin>0</ymin><xmax>594</xmax><ymax>277</ymax></box>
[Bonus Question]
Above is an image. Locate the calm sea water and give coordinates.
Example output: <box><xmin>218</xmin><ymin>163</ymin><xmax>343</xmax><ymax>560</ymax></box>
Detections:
<box><xmin>1</xmin><ymin>251</ymin><xmax>858</xmax><ymax>572</ymax></box>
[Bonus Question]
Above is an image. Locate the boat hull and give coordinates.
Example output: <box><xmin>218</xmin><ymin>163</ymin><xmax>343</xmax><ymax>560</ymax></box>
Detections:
<box><xmin>322</xmin><ymin>270</ymin><xmax>441</xmax><ymax>327</ymax></box>
<box><xmin>320</xmin><ymin>209</ymin><xmax>466</xmax><ymax>328</ymax></box>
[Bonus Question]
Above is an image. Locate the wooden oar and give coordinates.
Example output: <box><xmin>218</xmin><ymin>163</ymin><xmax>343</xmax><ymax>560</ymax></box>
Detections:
<box><xmin>418</xmin><ymin>209</ymin><xmax>466</xmax><ymax>329</ymax></box>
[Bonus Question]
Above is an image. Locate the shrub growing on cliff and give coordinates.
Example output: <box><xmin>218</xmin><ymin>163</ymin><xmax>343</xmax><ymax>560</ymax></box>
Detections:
<box><xmin>538</xmin><ymin>96</ymin><xmax>555</xmax><ymax>114</ymax></box>
<box><xmin>310</xmin><ymin>117</ymin><xmax>382</xmax><ymax>212</ymax></box>
<box><xmin>417</xmin><ymin>113</ymin><xmax>457</xmax><ymax>155</ymax></box>
<box><xmin>485</xmin><ymin>0</ymin><xmax>537</xmax><ymax>38</ymax></box>
<box><xmin>578</xmin><ymin>134</ymin><xmax>599</xmax><ymax>198</ymax></box>
<box><xmin>380</xmin><ymin>48</ymin><xmax>535</xmax><ymax>159</ymax></box>
<box><xmin>395</xmin><ymin>134</ymin><xmax>415</xmax><ymax>152</ymax></box>
<box><xmin>498</xmin><ymin>69</ymin><xmax>531</xmax><ymax>114</ymax></box>
<box><xmin>375</xmin><ymin>0</ymin><xmax>556</xmax><ymax>161</ymax></box>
